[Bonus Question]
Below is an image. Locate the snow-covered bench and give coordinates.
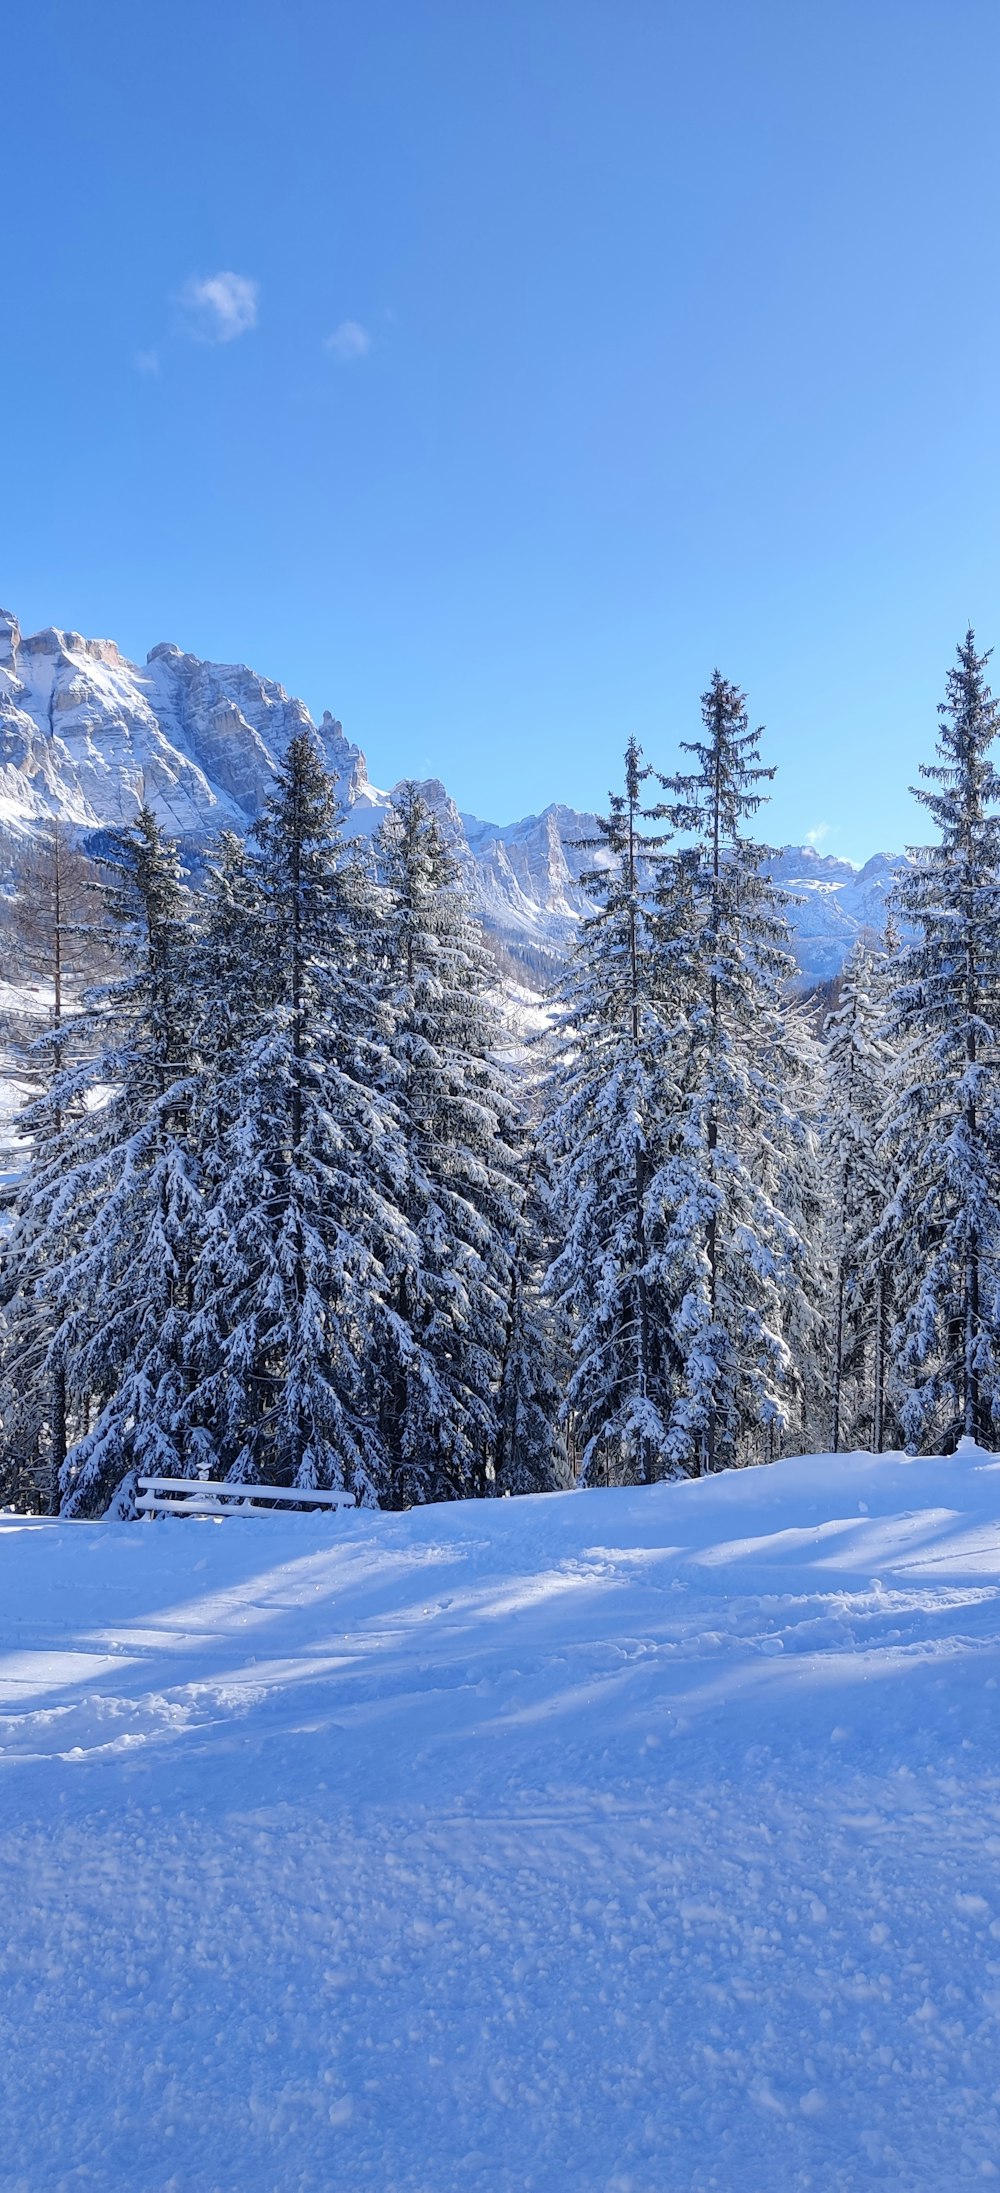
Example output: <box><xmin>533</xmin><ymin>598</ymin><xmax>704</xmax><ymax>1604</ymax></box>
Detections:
<box><xmin>135</xmin><ymin>1476</ymin><xmax>356</xmax><ymax>1518</ymax></box>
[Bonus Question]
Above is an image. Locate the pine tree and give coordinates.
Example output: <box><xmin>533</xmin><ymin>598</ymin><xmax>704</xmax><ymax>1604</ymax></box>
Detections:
<box><xmin>779</xmin><ymin>995</ymin><xmax>831</xmax><ymax>1458</ymax></box>
<box><xmin>656</xmin><ymin>674</ymin><xmax>811</xmax><ymax>1473</ymax></box>
<box><xmin>494</xmin><ymin>1139</ymin><xmax>569</xmax><ymax>1495</ymax></box>
<box><xmin>0</xmin><ymin>811</ymin><xmax>203</xmax><ymax>1516</ymax></box>
<box><xmin>863</xmin><ymin>912</ymin><xmax>906</xmax><ymax>1451</ymax></box>
<box><xmin>373</xmin><ymin>783</ymin><xmax>520</xmax><ymax>1503</ymax></box>
<box><xmin>0</xmin><ymin>827</ymin><xmax>105</xmax><ymax>1509</ymax></box>
<box><xmin>0</xmin><ymin>1066</ymin><xmax>84</xmax><ymax>1511</ymax></box>
<box><xmin>821</xmin><ymin>940</ymin><xmax>894</xmax><ymax>1450</ymax></box>
<box><xmin>184</xmin><ymin>733</ymin><xmax>401</xmax><ymax>1502</ymax></box>
<box><xmin>179</xmin><ymin>830</ymin><xmax>267</xmax><ymax>1482</ymax></box>
<box><xmin>52</xmin><ymin>810</ymin><xmax>200</xmax><ymax>1514</ymax></box>
<box><xmin>882</xmin><ymin>631</ymin><xmax>1000</xmax><ymax>1452</ymax></box>
<box><xmin>542</xmin><ymin>739</ymin><xmax>679</xmax><ymax>1485</ymax></box>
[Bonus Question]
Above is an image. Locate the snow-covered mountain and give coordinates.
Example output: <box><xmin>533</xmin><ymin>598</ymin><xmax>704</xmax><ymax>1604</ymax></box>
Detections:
<box><xmin>0</xmin><ymin>609</ymin><xmax>902</xmax><ymax>983</ymax></box>
<box><xmin>765</xmin><ymin>844</ymin><xmax>905</xmax><ymax>981</ymax></box>
<box><xmin>0</xmin><ymin>609</ymin><xmax>367</xmax><ymax>838</ymax></box>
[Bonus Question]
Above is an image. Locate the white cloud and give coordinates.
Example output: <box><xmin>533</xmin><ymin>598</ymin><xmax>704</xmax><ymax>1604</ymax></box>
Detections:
<box><xmin>134</xmin><ymin>348</ymin><xmax>161</xmax><ymax>377</ymax></box>
<box><xmin>805</xmin><ymin>823</ymin><xmax>830</xmax><ymax>847</ymax></box>
<box><xmin>325</xmin><ymin>319</ymin><xmax>371</xmax><ymax>363</ymax></box>
<box><xmin>180</xmin><ymin>271</ymin><xmax>259</xmax><ymax>344</ymax></box>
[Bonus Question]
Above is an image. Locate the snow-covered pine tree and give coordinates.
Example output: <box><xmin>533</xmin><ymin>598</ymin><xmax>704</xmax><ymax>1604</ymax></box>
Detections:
<box><xmin>821</xmin><ymin>939</ymin><xmax>895</xmax><ymax>1450</ymax></box>
<box><xmin>179</xmin><ymin>829</ymin><xmax>267</xmax><ymax>1481</ymax></box>
<box><xmin>21</xmin><ymin>809</ymin><xmax>202</xmax><ymax>1516</ymax></box>
<box><xmin>778</xmin><ymin>993</ymin><xmax>831</xmax><ymax>1458</ymax></box>
<box><xmin>542</xmin><ymin>738</ymin><xmax>680</xmax><ymax>1486</ymax></box>
<box><xmin>0</xmin><ymin>1063</ymin><xmax>84</xmax><ymax>1511</ymax></box>
<box><xmin>0</xmin><ymin>828</ymin><xmax>105</xmax><ymax>1509</ymax></box>
<box><xmin>882</xmin><ymin>631</ymin><xmax>1000</xmax><ymax>1452</ymax></box>
<box><xmin>655</xmin><ymin>673</ymin><xmax>811</xmax><ymax>1473</ymax></box>
<box><xmin>372</xmin><ymin>782</ymin><xmax>521</xmax><ymax>1503</ymax></box>
<box><xmin>863</xmin><ymin>911</ymin><xmax>906</xmax><ymax>1451</ymax></box>
<box><xmin>184</xmin><ymin>733</ymin><xmax>401</xmax><ymax>1501</ymax></box>
<box><xmin>494</xmin><ymin>1137</ymin><xmax>569</xmax><ymax>1495</ymax></box>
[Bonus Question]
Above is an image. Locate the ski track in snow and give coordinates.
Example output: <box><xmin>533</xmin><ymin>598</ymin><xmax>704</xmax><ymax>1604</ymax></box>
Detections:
<box><xmin>1</xmin><ymin>1448</ymin><xmax>999</xmax><ymax>2192</ymax></box>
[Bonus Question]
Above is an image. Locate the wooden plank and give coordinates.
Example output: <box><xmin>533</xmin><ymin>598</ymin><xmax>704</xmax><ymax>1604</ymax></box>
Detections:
<box><xmin>136</xmin><ymin>1478</ymin><xmax>355</xmax><ymax>1511</ymax></box>
<box><xmin>136</xmin><ymin>1497</ymin><xmax>308</xmax><ymax>1518</ymax></box>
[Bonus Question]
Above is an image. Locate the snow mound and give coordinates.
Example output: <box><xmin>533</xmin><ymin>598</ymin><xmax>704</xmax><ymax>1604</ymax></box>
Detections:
<box><xmin>2</xmin><ymin>1445</ymin><xmax>999</xmax><ymax>2190</ymax></box>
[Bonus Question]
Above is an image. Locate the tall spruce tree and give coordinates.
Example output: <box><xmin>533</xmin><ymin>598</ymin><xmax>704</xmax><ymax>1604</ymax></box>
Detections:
<box><xmin>861</xmin><ymin>912</ymin><xmax>906</xmax><ymax>1451</ymax></box>
<box><xmin>373</xmin><ymin>783</ymin><xmax>520</xmax><ymax>1503</ymax></box>
<box><xmin>184</xmin><ymin>733</ymin><xmax>401</xmax><ymax>1501</ymax></box>
<box><xmin>0</xmin><ymin>1060</ymin><xmax>87</xmax><ymax>1511</ymax></box>
<box><xmin>0</xmin><ymin>827</ymin><xmax>105</xmax><ymax>1510</ymax></box>
<box><xmin>779</xmin><ymin>995</ymin><xmax>831</xmax><ymax>1458</ymax></box>
<box><xmin>7</xmin><ymin>810</ymin><xmax>202</xmax><ymax>1516</ymax></box>
<box><xmin>821</xmin><ymin>940</ymin><xmax>894</xmax><ymax>1450</ymax></box>
<box><xmin>494</xmin><ymin>1138</ymin><xmax>569</xmax><ymax>1495</ymax></box>
<box><xmin>543</xmin><ymin>739</ymin><xmax>680</xmax><ymax>1485</ymax></box>
<box><xmin>655</xmin><ymin>674</ymin><xmax>812</xmax><ymax>1472</ymax></box>
<box><xmin>882</xmin><ymin>631</ymin><xmax>1000</xmax><ymax>1452</ymax></box>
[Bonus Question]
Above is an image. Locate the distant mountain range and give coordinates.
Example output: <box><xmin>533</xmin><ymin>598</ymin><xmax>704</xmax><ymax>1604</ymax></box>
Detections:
<box><xmin>0</xmin><ymin>610</ymin><xmax>904</xmax><ymax>985</ymax></box>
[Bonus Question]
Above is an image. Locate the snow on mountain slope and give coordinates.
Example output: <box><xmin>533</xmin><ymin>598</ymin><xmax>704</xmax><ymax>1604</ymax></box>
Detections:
<box><xmin>0</xmin><ymin>610</ymin><xmax>366</xmax><ymax>839</ymax></box>
<box><xmin>768</xmin><ymin>847</ymin><xmax>905</xmax><ymax>980</ymax></box>
<box><xmin>2</xmin><ymin>1445</ymin><xmax>999</xmax><ymax>2191</ymax></box>
<box><xmin>0</xmin><ymin>608</ymin><xmax>901</xmax><ymax>980</ymax></box>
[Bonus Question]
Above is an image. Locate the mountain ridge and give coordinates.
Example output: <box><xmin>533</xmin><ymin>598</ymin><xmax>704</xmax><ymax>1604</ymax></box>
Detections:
<box><xmin>0</xmin><ymin>609</ymin><xmax>900</xmax><ymax>982</ymax></box>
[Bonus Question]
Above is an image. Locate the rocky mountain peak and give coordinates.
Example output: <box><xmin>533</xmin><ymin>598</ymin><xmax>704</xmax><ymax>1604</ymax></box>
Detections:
<box><xmin>0</xmin><ymin>609</ymin><xmax>20</xmax><ymax>668</ymax></box>
<box><xmin>0</xmin><ymin>607</ymin><xmax>905</xmax><ymax>984</ymax></box>
<box><xmin>318</xmin><ymin>709</ymin><xmax>369</xmax><ymax>803</ymax></box>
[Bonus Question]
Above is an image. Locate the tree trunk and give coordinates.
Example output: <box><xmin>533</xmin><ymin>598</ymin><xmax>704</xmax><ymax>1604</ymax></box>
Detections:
<box><xmin>965</xmin><ymin>924</ymin><xmax>980</xmax><ymax>1443</ymax></box>
<box><xmin>872</xmin><ymin>1271</ymin><xmax>885</xmax><ymax>1453</ymax></box>
<box><xmin>48</xmin><ymin>1363</ymin><xmax>67</xmax><ymax>1515</ymax></box>
<box><xmin>627</xmin><ymin>767</ymin><xmax>652</xmax><ymax>1484</ymax></box>
<box><xmin>704</xmin><ymin>726</ymin><xmax>722</xmax><ymax>1476</ymax></box>
<box><xmin>832</xmin><ymin>1258</ymin><xmax>845</xmax><ymax>1454</ymax></box>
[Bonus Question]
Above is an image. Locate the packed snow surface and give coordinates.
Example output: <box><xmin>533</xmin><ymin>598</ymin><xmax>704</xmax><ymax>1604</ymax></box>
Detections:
<box><xmin>2</xmin><ymin>1448</ymin><xmax>1000</xmax><ymax>2192</ymax></box>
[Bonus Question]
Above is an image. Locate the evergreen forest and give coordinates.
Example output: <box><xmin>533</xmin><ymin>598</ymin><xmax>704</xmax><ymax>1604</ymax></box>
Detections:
<box><xmin>3</xmin><ymin>631</ymin><xmax>999</xmax><ymax>1516</ymax></box>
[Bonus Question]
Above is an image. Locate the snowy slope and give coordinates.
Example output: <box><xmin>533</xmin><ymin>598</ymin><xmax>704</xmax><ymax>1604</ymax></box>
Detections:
<box><xmin>767</xmin><ymin>847</ymin><xmax>906</xmax><ymax>980</ymax></box>
<box><xmin>0</xmin><ymin>608</ymin><xmax>902</xmax><ymax>980</ymax></box>
<box><xmin>2</xmin><ymin>1445</ymin><xmax>999</xmax><ymax>2192</ymax></box>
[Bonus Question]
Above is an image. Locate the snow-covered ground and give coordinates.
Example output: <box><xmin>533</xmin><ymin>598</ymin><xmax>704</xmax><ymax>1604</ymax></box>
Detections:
<box><xmin>2</xmin><ymin>1447</ymin><xmax>999</xmax><ymax>2192</ymax></box>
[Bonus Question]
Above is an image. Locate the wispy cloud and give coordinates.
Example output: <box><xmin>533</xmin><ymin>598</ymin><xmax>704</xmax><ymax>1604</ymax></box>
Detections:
<box><xmin>134</xmin><ymin>348</ymin><xmax>161</xmax><ymax>377</ymax></box>
<box><xmin>325</xmin><ymin>319</ymin><xmax>371</xmax><ymax>363</ymax></box>
<box><xmin>180</xmin><ymin>271</ymin><xmax>259</xmax><ymax>344</ymax></box>
<box><xmin>805</xmin><ymin>823</ymin><xmax>830</xmax><ymax>847</ymax></box>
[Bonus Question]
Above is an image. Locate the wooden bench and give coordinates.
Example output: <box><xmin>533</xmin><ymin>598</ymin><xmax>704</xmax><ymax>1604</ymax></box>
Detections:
<box><xmin>135</xmin><ymin>1476</ymin><xmax>357</xmax><ymax>1518</ymax></box>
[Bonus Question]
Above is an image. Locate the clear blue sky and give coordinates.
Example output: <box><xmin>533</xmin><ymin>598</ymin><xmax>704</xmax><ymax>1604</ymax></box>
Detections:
<box><xmin>6</xmin><ymin>0</ymin><xmax>1000</xmax><ymax>858</ymax></box>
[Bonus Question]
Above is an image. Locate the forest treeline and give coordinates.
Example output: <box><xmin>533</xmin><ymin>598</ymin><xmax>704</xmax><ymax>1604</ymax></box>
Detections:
<box><xmin>1</xmin><ymin>630</ymin><xmax>998</xmax><ymax>1516</ymax></box>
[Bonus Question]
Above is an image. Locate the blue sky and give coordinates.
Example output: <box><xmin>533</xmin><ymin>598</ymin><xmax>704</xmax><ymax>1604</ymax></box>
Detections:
<box><xmin>6</xmin><ymin>0</ymin><xmax>1000</xmax><ymax>859</ymax></box>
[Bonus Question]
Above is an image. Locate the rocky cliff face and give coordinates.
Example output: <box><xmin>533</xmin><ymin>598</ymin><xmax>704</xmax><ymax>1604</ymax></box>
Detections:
<box><xmin>0</xmin><ymin>608</ymin><xmax>903</xmax><ymax>984</ymax></box>
<box><xmin>0</xmin><ymin>612</ymin><xmax>366</xmax><ymax>837</ymax></box>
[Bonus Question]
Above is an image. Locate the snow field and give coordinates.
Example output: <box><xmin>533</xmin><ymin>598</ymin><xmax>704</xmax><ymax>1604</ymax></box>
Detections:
<box><xmin>1</xmin><ymin>1446</ymin><xmax>999</xmax><ymax>2191</ymax></box>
